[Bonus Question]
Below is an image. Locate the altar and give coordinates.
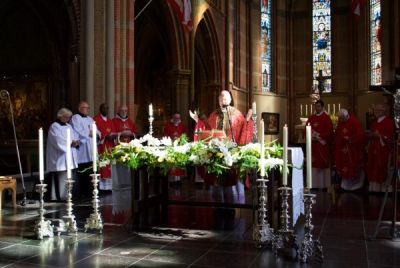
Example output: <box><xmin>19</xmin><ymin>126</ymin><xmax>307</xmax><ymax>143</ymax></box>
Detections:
<box><xmin>109</xmin><ymin>146</ymin><xmax>305</xmax><ymax>230</ymax></box>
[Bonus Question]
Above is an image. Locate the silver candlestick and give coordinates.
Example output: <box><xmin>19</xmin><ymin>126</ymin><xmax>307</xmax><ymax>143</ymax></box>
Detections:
<box><xmin>34</xmin><ymin>183</ymin><xmax>54</xmax><ymax>239</ymax></box>
<box><xmin>252</xmin><ymin>113</ymin><xmax>258</xmax><ymax>143</ymax></box>
<box><xmin>299</xmin><ymin>190</ymin><xmax>323</xmax><ymax>263</ymax></box>
<box><xmin>149</xmin><ymin>115</ymin><xmax>154</xmax><ymax>136</ymax></box>
<box><xmin>59</xmin><ymin>179</ymin><xmax>77</xmax><ymax>236</ymax></box>
<box><xmin>85</xmin><ymin>173</ymin><xmax>103</xmax><ymax>233</ymax></box>
<box><xmin>273</xmin><ymin>186</ymin><xmax>298</xmax><ymax>256</ymax></box>
<box><xmin>253</xmin><ymin>175</ymin><xmax>274</xmax><ymax>247</ymax></box>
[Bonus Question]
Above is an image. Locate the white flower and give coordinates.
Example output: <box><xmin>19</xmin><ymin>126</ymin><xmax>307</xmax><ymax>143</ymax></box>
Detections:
<box><xmin>160</xmin><ymin>137</ymin><xmax>172</xmax><ymax>146</ymax></box>
<box><xmin>174</xmin><ymin>144</ymin><xmax>190</xmax><ymax>154</ymax></box>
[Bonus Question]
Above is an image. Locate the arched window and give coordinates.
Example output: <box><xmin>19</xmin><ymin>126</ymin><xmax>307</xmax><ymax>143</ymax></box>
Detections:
<box><xmin>261</xmin><ymin>0</ymin><xmax>272</xmax><ymax>92</ymax></box>
<box><xmin>312</xmin><ymin>0</ymin><xmax>331</xmax><ymax>93</ymax></box>
<box><xmin>370</xmin><ymin>0</ymin><xmax>381</xmax><ymax>85</ymax></box>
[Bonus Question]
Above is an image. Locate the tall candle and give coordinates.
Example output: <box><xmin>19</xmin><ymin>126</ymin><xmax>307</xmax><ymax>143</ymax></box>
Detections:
<box><xmin>66</xmin><ymin>128</ymin><xmax>72</xmax><ymax>179</ymax></box>
<box><xmin>282</xmin><ymin>124</ymin><xmax>288</xmax><ymax>185</ymax></box>
<box><xmin>310</xmin><ymin>104</ymin><xmax>313</xmax><ymax>115</ymax></box>
<box><xmin>39</xmin><ymin>128</ymin><xmax>44</xmax><ymax>183</ymax></box>
<box><xmin>306</xmin><ymin>124</ymin><xmax>312</xmax><ymax>188</ymax></box>
<box><xmin>252</xmin><ymin>102</ymin><xmax>257</xmax><ymax>115</ymax></box>
<box><xmin>338</xmin><ymin>103</ymin><xmax>341</xmax><ymax>111</ymax></box>
<box><xmin>92</xmin><ymin>122</ymin><xmax>97</xmax><ymax>172</ymax></box>
<box><xmin>328</xmin><ymin>104</ymin><xmax>331</xmax><ymax>114</ymax></box>
<box><xmin>333</xmin><ymin>104</ymin><xmax>336</xmax><ymax>115</ymax></box>
<box><xmin>305</xmin><ymin>104</ymin><xmax>308</xmax><ymax>116</ymax></box>
<box><xmin>300</xmin><ymin>104</ymin><xmax>303</xmax><ymax>117</ymax></box>
<box><xmin>149</xmin><ymin>103</ymin><xmax>153</xmax><ymax>116</ymax></box>
<box><xmin>260</xmin><ymin>119</ymin><xmax>265</xmax><ymax>177</ymax></box>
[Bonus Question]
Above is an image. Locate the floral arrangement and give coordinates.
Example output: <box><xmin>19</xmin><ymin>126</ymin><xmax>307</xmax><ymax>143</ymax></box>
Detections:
<box><xmin>100</xmin><ymin>134</ymin><xmax>284</xmax><ymax>181</ymax></box>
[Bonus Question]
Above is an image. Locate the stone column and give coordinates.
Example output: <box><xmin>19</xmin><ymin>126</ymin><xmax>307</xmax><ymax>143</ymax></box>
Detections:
<box><xmin>84</xmin><ymin>0</ymin><xmax>94</xmax><ymax>109</ymax></box>
<box><xmin>106</xmin><ymin>0</ymin><xmax>115</xmax><ymax>114</ymax></box>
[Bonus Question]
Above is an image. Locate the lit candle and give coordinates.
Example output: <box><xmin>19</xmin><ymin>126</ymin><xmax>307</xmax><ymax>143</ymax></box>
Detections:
<box><xmin>260</xmin><ymin>119</ymin><xmax>265</xmax><ymax>177</ymax></box>
<box><xmin>149</xmin><ymin>103</ymin><xmax>153</xmax><ymax>117</ymax></box>
<box><xmin>328</xmin><ymin>104</ymin><xmax>331</xmax><ymax>114</ymax></box>
<box><xmin>338</xmin><ymin>103</ymin><xmax>341</xmax><ymax>111</ymax></box>
<box><xmin>306</xmin><ymin>124</ymin><xmax>312</xmax><ymax>188</ymax></box>
<box><xmin>38</xmin><ymin>128</ymin><xmax>44</xmax><ymax>183</ymax></box>
<box><xmin>92</xmin><ymin>122</ymin><xmax>97</xmax><ymax>173</ymax></box>
<box><xmin>66</xmin><ymin>128</ymin><xmax>72</xmax><ymax>179</ymax></box>
<box><xmin>333</xmin><ymin>104</ymin><xmax>336</xmax><ymax>115</ymax></box>
<box><xmin>252</xmin><ymin>102</ymin><xmax>257</xmax><ymax>115</ymax></box>
<box><xmin>305</xmin><ymin>104</ymin><xmax>308</xmax><ymax>116</ymax></box>
<box><xmin>300</xmin><ymin>104</ymin><xmax>303</xmax><ymax>117</ymax></box>
<box><xmin>282</xmin><ymin>124</ymin><xmax>288</xmax><ymax>185</ymax></box>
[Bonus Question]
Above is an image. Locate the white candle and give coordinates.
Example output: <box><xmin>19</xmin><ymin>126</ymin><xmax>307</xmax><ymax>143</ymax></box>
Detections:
<box><xmin>300</xmin><ymin>104</ymin><xmax>303</xmax><ymax>117</ymax></box>
<box><xmin>282</xmin><ymin>124</ymin><xmax>288</xmax><ymax>185</ymax></box>
<box><xmin>149</xmin><ymin>103</ymin><xmax>153</xmax><ymax>116</ymax></box>
<box><xmin>310</xmin><ymin>104</ymin><xmax>313</xmax><ymax>115</ymax></box>
<box><xmin>39</xmin><ymin>128</ymin><xmax>44</xmax><ymax>183</ymax></box>
<box><xmin>305</xmin><ymin>104</ymin><xmax>308</xmax><ymax>116</ymax></box>
<box><xmin>338</xmin><ymin>103</ymin><xmax>341</xmax><ymax>111</ymax></box>
<box><xmin>306</xmin><ymin>124</ymin><xmax>312</xmax><ymax>188</ymax></box>
<box><xmin>92</xmin><ymin>122</ymin><xmax>97</xmax><ymax>172</ymax></box>
<box><xmin>252</xmin><ymin>102</ymin><xmax>257</xmax><ymax>115</ymax></box>
<box><xmin>333</xmin><ymin>104</ymin><xmax>336</xmax><ymax>115</ymax></box>
<box><xmin>260</xmin><ymin>119</ymin><xmax>265</xmax><ymax>177</ymax></box>
<box><xmin>66</xmin><ymin>128</ymin><xmax>72</xmax><ymax>179</ymax></box>
<box><xmin>328</xmin><ymin>104</ymin><xmax>331</xmax><ymax>114</ymax></box>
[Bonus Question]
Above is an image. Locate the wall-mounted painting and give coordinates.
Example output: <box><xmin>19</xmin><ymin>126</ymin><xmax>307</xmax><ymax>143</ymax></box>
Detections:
<box><xmin>262</xmin><ymin>112</ymin><xmax>280</xmax><ymax>134</ymax></box>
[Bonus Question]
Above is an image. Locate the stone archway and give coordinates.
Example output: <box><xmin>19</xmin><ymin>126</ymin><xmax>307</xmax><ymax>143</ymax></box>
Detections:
<box><xmin>194</xmin><ymin>11</ymin><xmax>222</xmax><ymax>116</ymax></box>
<box><xmin>134</xmin><ymin>0</ymin><xmax>189</xmax><ymax>136</ymax></box>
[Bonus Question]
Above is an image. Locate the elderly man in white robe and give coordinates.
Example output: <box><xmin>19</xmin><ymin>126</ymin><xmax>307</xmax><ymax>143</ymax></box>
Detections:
<box><xmin>46</xmin><ymin>108</ymin><xmax>79</xmax><ymax>201</ymax></box>
<box><xmin>70</xmin><ymin>101</ymin><xmax>99</xmax><ymax>199</ymax></box>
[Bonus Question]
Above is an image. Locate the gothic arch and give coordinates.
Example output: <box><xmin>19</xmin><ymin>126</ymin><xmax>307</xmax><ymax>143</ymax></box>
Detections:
<box><xmin>193</xmin><ymin>9</ymin><xmax>222</xmax><ymax>115</ymax></box>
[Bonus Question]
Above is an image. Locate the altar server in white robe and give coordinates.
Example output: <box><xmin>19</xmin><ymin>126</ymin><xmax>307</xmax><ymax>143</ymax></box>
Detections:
<box><xmin>70</xmin><ymin>101</ymin><xmax>99</xmax><ymax>198</ymax></box>
<box><xmin>46</xmin><ymin>108</ymin><xmax>79</xmax><ymax>201</ymax></box>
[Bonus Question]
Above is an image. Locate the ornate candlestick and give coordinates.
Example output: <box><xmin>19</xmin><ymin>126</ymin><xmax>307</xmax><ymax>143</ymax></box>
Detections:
<box><xmin>59</xmin><ymin>179</ymin><xmax>77</xmax><ymax>236</ymax></box>
<box><xmin>149</xmin><ymin>115</ymin><xmax>154</xmax><ymax>136</ymax></box>
<box><xmin>273</xmin><ymin>186</ymin><xmax>298</xmax><ymax>256</ymax></box>
<box><xmin>34</xmin><ymin>183</ymin><xmax>54</xmax><ymax>239</ymax></box>
<box><xmin>253</xmin><ymin>175</ymin><xmax>274</xmax><ymax>247</ymax></box>
<box><xmin>85</xmin><ymin>173</ymin><xmax>103</xmax><ymax>233</ymax></box>
<box><xmin>252</xmin><ymin>112</ymin><xmax>258</xmax><ymax>143</ymax></box>
<box><xmin>299</xmin><ymin>189</ymin><xmax>323</xmax><ymax>263</ymax></box>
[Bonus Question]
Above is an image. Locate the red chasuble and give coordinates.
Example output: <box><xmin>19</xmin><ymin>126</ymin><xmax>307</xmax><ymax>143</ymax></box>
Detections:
<box><xmin>195</xmin><ymin>106</ymin><xmax>253</xmax><ymax>145</ymax></box>
<box><xmin>367</xmin><ymin>116</ymin><xmax>394</xmax><ymax>183</ymax></box>
<box><xmin>307</xmin><ymin>112</ymin><xmax>334</xmax><ymax>169</ymax></box>
<box><xmin>164</xmin><ymin>122</ymin><xmax>187</xmax><ymax>140</ymax></box>
<box><xmin>94</xmin><ymin>114</ymin><xmax>116</xmax><ymax>179</ymax></box>
<box><xmin>334</xmin><ymin>114</ymin><xmax>365</xmax><ymax>179</ymax></box>
<box><xmin>112</xmin><ymin>116</ymin><xmax>137</xmax><ymax>143</ymax></box>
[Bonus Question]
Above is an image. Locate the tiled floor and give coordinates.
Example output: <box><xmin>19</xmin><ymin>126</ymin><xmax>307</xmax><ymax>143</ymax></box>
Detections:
<box><xmin>0</xmin><ymin>181</ymin><xmax>399</xmax><ymax>267</ymax></box>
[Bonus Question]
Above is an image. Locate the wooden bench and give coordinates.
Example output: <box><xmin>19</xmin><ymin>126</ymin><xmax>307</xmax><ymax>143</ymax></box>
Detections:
<box><xmin>0</xmin><ymin>176</ymin><xmax>17</xmax><ymax>209</ymax></box>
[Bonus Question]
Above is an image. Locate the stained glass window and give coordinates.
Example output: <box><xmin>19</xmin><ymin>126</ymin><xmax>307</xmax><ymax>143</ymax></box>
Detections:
<box><xmin>261</xmin><ymin>0</ymin><xmax>272</xmax><ymax>92</ymax></box>
<box><xmin>370</xmin><ymin>0</ymin><xmax>381</xmax><ymax>85</ymax></box>
<box><xmin>312</xmin><ymin>0</ymin><xmax>331</xmax><ymax>93</ymax></box>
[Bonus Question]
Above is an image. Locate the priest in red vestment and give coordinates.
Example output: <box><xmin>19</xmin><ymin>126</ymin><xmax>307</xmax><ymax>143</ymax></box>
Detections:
<box><xmin>306</xmin><ymin>99</ymin><xmax>334</xmax><ymax>189</ymax></box>
<box><xmin>164</xmin><ymin>112</ymin><xmax>187</xmax><ymax>140</ymax></box>
<box><xmin>94</xmin><ymin>103</ymin><xmax>116</xmax><ymax>191</ymax></box>
<box><xmin>112</xmin><ymin>105</ymin><xmax>137</xmax><ymax>143</ymax></box>
<box><xmin>334</xmin><ymin>109</ymin><xmax>365</xmax><ymax>191</ymax></box>
<box><xmin>164</xmin><ymin>112</ymin><xmax>188</xmax><ymax>182</ymax></box>
<box><xmin>367</xmin><ymin>104</ymin><xmax>394</xmax><ymax>192</ymax></box>
<box><xmin>190</xmin><ymin>90</ymin><xmax>253</xmax><ymax>145</ymax></box>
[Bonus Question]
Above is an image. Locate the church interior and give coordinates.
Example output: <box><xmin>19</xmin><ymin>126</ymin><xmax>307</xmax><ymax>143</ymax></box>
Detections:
<box><xmin>0</xmin><ymin>0</ymin><xmax>400</xmax><ymax>267</ymax></box>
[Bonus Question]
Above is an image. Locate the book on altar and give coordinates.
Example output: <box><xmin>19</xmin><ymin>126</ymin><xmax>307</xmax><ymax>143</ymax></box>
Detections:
<box><xmin>196</xmin><ymin>130</ymin><xmax>226</xmax><ymax>141</ymax></box>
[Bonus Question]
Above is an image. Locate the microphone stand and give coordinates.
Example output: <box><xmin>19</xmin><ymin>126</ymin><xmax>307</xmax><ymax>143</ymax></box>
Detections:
<box><xmin>0</xmin><ymin>89</ymin><xmax>27</xmax><ymax>206</ymax></box>
<box><xmin>224</xmin><ymin>105</ymin><xmax>236</xmax><ymax>144</ymax></box>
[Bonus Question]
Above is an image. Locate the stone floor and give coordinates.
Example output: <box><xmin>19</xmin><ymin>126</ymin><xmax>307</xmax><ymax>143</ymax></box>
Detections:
<box><xmin>0</xmin><ymin>180</ymin><xmax>399</xmax><ymax>267</ymax></box>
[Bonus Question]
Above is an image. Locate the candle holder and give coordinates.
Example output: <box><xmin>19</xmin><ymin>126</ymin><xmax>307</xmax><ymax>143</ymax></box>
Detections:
<box><xmin>148</xmin><ymin>115</ymin><xmax>154</xmax><ymax>136</ymax></box>
<box><xmin>273</xmin><ymin>186</ymin><xmax>298</xmax><ymax>256</ymax></box>
<box><xmin>299</xmin><ymin>189</ymin><xmax>323</xmax><ymax>263</ymax></box>
<box><xmin>251</xmin><ymin>113</ymin><xmax>258</xmax><ymax>143</ymax></box>
<box><xmin>34</xmin><ymin>183</ymin><xmax>54</xmax><ymax>239</ymax></box>
<box><xmin>84</xmin><ymin>173</ymin><xmax>103</xmax><ymax>233</ymax></box>
<box><xmin>253</xmin><ymin>175</ymin><xmax>274</xmax><ymax>247</ymax></box>
<box><xmin>59</xmin><ymin>179</ymin><xmax>77</xmax><ymax>236</ymax></box>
